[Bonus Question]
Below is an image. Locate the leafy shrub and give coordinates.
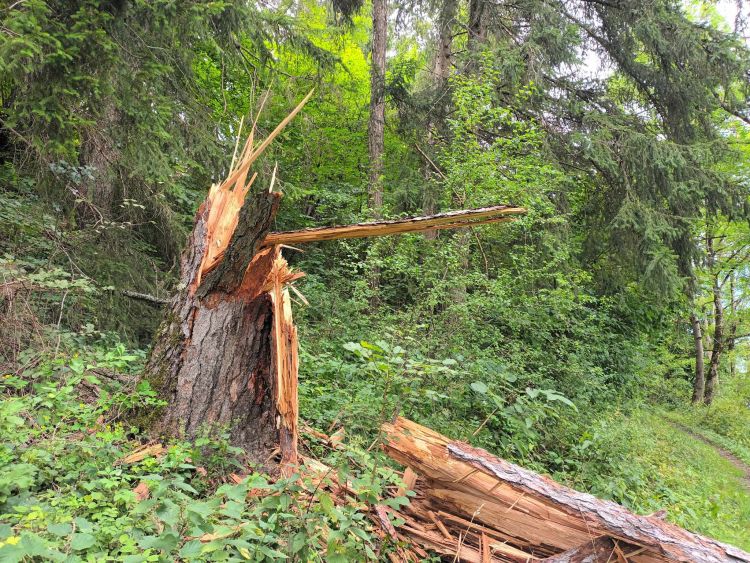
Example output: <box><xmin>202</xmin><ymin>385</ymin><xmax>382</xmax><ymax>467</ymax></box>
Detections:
<box><xmin>0</xmin><ymin>346</ymin><xmax>405</xmax><ymax>562</ymax></box>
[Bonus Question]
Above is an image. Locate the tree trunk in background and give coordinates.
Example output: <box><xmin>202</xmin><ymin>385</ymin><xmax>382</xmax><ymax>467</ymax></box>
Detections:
<box><xmin>450</xmin><ymin>0</ymin><xmax>487</xmax><ymax>304</ymax></box>
<box><xmin>367</xmin><ymin>0</ymin><xmax>387</xmax><ymax>303</ymax></box>
<box><xmin>690</xmin><ymin>312</ymin><xmax>705</xmax><ymax>403</ymax></box>
<box><xmin>704</xmin><ymin>235</ymin><xmax>723</xmax><ymax>405</ymax></box>
<box><xmin>467</xmin><ymin>0</ymin><xmax>488</xmax><ymax>55</ymax></box>
<box><xmin>728</xmin><ymin>273</ymin><xmax>736</xmax><ymax>378</ymax></box>
<box><xmin>80</xmin><ymin>104</ymin><xmax>120</xmax><ymax>220</ymax></box>
<box><xmin>422</xmin><ymin>0</ymin><xmax>457</xmax><ymax>240</ymax></box>
<box><xmin>368</xmin><ymin>0</ymin><xmax>387</xmax><ymax>216</ymax></box>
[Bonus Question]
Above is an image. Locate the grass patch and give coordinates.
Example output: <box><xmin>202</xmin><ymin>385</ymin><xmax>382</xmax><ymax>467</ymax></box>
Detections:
<box><xmin>571</xmin><ymin>410</ymin><xmax>750</xmax><ymax>550</ymax></box>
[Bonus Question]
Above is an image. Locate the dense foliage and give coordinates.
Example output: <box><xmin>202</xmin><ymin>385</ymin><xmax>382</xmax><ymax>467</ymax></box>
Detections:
<box><xmin>2</xmin><ymin>0</ymin><xmax>750</xmax><ymax>559</ymax></box>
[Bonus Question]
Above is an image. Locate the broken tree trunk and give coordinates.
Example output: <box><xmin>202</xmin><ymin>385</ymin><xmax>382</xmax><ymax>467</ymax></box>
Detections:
<box><xmin>144</xmin><ymin>93</ymin><xmax>524</xmax><ymax>472</ymax></box>
<box><xmin>381</xmin><ymin>417</ymin><xmax>750</xmax><ymax>563</ymax></box>
<box><xmin>144</xmin><ymin>94</ymin><xmax>312</xmax><ymax>472</ymax></box>
<box><xmin>262</xmin><ymin>205</ymin><xmax>524</xmax><ymax>246</ymax></box>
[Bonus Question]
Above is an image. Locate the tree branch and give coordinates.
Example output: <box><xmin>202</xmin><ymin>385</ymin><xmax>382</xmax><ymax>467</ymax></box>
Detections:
<box><xmin>121</xmin><ymin>290</ymin><xmax>170</xmax><ymax>306</ymax></box>
<box><xmin>261</xmin><ymin>205</ymin><xmax>526</xmax><ymax>246</ymax></box>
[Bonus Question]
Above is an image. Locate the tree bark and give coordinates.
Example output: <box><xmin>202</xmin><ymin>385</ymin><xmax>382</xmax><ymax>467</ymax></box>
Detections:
<box><xmin>467</xmin><ymin>0</ymin><xmax>488</xmax><ymax>58</ymax></box>
<box><xmin>728</xmin><ymin>273</ymin><xmax>736</xmax><ymax>379</ymax></box>
<box><xmin>448</xmin><ymin>0</ymin><xmax>488</xmax><ymax>303</ymax></box>
<box><xmin>690</xmin><ymin>312</ymin><xmax>705</xmax><ymax>404</ymax></box>
<box><xmin>422</xmin><ymin>0</ymin><xmax>457</xmax><ymax>239</ymax></box>
<box><xmin>367</xmin><ymin>0</ymin><xmax>387</xmax><ymax>304</ymax></box>
<box><xmin>143</xmin><ymin>98</ymin><xmax>311</xmax><ymax>472</ymax></box>
<box><xmin>704</xmin><ymin>234</ymin><xmax>723</xmax><ymax>405</ymax></box>
<box><xmin>145</xmin><ymin>190</ymin><xmax>298</xmax><ymax>470</ymax></box>
<box><xmin>368</xmin><ymin>0</ymin><xmax>387</xmax><ymax>216</ymax></box>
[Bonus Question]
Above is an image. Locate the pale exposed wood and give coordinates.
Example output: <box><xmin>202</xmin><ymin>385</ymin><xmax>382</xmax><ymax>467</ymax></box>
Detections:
<box><xmin>428</xmin><ymin>510</ymin><xmax>452</xmax><ymax>540</ymax></box>
<box><xmin>261</xmin><ymin>206</ymin><xmax>525</xmax><ymax>246</ymax></box>
<box><xmin>397</xmin><ymin>467</ymin><xmax>418</xmax><ymax>498</ymax></box>
<box><xmin>381</xmin><ymin>417</ymin><xmax>750</xmax><ymax>563</ymax></box>
<box><xmin>481</xmin><ymin>533</ymin><xmax>491</xmax><ymax>563</ymax></box>
<box><xmin>267</xmin><ymin>248</ymin><xmax>301</xmax><ymax>475</ymax></box>
<box><xmin>220</xmin><ymin>89</ymin><xmax>315</xmax><ymax>200</ymax></box>
<box><xmin>117</xmin><ymin>443</ymin><xmax>165</xmax><ymax>465</ymax></box>
<box><xmin>541</xmin><ymin>536</ymin><xmax>617</xmax><ymax>563</ymax></box>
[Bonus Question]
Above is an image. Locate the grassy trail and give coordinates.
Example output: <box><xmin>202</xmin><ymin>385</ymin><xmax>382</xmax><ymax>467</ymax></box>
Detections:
<box><xmin>667</xmin><ymin>420</ymin><xmax>750</xmax><ymax>492</ymax></box>
<box><xmin>638</xmin><ymin>413</ymin><xmax>750</xmax><ymax>548</ymax></box>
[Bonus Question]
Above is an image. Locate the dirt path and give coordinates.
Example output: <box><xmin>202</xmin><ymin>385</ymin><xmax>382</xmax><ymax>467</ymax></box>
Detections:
<box><xmin>669</xmin><ymin>420</ymin><xmax>750</xmax><ymax>491</ymax></box>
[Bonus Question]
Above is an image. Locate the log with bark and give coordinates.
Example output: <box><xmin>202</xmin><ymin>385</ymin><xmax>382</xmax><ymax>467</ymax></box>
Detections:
<box><xmin>143</xmin><ymin>93</ymin><xmax>525</xmax><ymax>472</ymax></box>
<box><xmin>380</xmin><ymin>417</ymin><xmax>750</xmax><ymax>563</ymax></box>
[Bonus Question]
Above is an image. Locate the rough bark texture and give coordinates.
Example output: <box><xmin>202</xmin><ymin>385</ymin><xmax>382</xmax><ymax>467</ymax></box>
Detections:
<box><xmin>422</xmin><ymin>0</ymin><xmax>457</xmax><ymax>239</ymax></box>
<box><xmin>690</xmin><ymin>312</ymin><xmax>705</xmax><ymax>403</ymax></box>
<box><xmin>381</xmin><ymin>417</ymin><xmax>750</xmax><ymax>563</ymax></box>
<box><xmin>367</xmin><ymin>0</ymin><xmax>387</xmax><ymax>304</ymax></box>
<box><xmin>144</xmin><ymin>97</ymin><xmax>312</xmax><ymax>470</ymax></box>
<box><xmin>728</xmin><ymin>274</ymin><xmax>736</xmax><ymax>378</ymax></box>
<box><xmin>705</xmin><ymin>234</ymin><xmax>723</xmax><ymax>405</ymax></box>
<box><xmin>145</xmin><ymin>190</ymin><xmax>296</xmax><ymax>467</ymax></box>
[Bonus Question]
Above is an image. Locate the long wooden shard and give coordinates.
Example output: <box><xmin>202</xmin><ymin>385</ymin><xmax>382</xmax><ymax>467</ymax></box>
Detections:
<box><xmin>381</xmin><ymin>417</ymin><xmax>750</xmax><ymax>563</ymax></box>
<box><xmin>261</xmin><ymin>205</ymin><xmax>525</xmax><ymax>246</ymax></box>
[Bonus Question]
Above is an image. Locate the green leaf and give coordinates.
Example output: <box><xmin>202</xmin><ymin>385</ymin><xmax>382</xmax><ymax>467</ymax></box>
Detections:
<box><xmin>47</xmin><ymin>522</ymin><xmax>72</xmax><ymax>537</ymax></box>
<box><xmin>179</xmin><ymin>540</ymin><xmax>203</xmax><ymax>558</ymax></box>
<box><xmin>187</xmin><ymin>499</ymin><xmax>218</xmax><ymax>519</ymax></box>
<box><xmin>139</xmin><ymin>531</ymin><xmax>179</xmax><ymax>552</ymax></box>
<box><xmin>70</xmin><ymin>533</ymin><xmax>96</xmax><ymax>551</ymax></box>
<box><xmin>74</xmin><ymin>517</ymin><xmax>93</xmax><ymax>533</ymax></box>
<box><xmin>290</xmin><ymin>532</ymin><xmax>307</xmax><ymax>553</ymax></box>
<box><xmin>470</xmin><ymin>381</ymin><xmax>488</xmax><ymax>394</ymax></box>
<box><xmin>319</xmin><ymin>492</ymin><xmax>335</xmax><ymax>516</ymax></box>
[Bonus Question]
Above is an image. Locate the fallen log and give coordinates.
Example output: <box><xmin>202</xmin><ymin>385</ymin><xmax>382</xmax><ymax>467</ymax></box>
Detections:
<box><xmin>381</xmin><ymin>417</ymin><xmax>750</xmax><ymax>563</ymax></box>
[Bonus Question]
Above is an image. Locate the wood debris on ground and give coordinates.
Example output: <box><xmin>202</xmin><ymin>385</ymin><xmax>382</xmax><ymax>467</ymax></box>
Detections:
<box><xmin>114</xmin><ymin>420</ymin><xmax>750</xmax><ymax>562</ymax></box>
<box><xmin>117</xmin><ymin>443</ymin><xmax>165</xmax><ymax>465</ymax></box>
<box><xmin>373</xmin><ymin>417</ymin><xmax>750</xmax><ymax>563</ymax></box>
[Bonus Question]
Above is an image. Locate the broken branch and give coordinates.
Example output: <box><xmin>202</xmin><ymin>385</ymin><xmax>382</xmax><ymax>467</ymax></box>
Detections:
<box><xmin>262</xmin><ymin>205</ymin><xmax>525</xmax><ymax>246</ymax></box>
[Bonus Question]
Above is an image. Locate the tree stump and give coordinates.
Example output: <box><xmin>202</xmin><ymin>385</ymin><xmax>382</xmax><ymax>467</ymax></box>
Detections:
<box><xmin>144</xmin><ymin>97</ymin><xmax>310</xmax><ymax>472</ymax></box>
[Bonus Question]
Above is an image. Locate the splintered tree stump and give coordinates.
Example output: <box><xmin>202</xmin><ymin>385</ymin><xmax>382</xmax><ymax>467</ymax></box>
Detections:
<box><xmin>144</xmin><ymin>95</ymin><xmax>311</xmax><ymax>471</ymax></box>
<box><xmin>146</xmin><ymin>188</ymin><xmax>300</xmax><ymax>470</ymax></box>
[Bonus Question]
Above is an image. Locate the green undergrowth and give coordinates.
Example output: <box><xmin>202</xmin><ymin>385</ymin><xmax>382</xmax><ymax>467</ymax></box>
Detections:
<box><xmin>0</xmin><ymin>348</ymin><xmax>408</xmax><ymax>562</ymax></box>
<box><xmin>2</xmin><ymin>341</ymin><xmax>749</xmax><ymax>561</ymax></box>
